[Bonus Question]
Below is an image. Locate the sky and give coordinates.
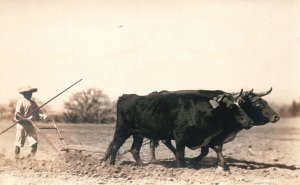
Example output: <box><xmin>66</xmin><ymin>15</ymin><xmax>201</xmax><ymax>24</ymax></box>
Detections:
<box><xmin>0</xmin><ymin>0</ymin><xmax>299</xmax><ymax>109</ymax></box>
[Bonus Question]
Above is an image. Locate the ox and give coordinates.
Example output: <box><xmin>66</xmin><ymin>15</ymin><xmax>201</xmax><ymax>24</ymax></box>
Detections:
<box><xmin>101</xmin><ymin>90</ymin><xmax>254</xmax><ymax>167</ymax></box>
<box><xmin>149</xmin><ymin>88</ymin><xmax>280</xmax><ymax>170</ymax></box>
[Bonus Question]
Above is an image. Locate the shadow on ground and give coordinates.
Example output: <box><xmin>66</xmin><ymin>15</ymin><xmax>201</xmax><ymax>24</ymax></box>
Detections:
<box><xmin>226</xmin><ymin>157</ymin><xmax>300</xmax><ymax>170</ymax></box>
<box><xmin>119</xmin><ymin>156</ymin><xmax>300</xmax><ymax>171</ymax></box>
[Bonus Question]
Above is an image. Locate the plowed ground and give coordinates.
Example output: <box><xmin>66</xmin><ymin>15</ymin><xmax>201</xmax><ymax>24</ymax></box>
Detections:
<box><xmin>0</xmin><ymin>118</ymin><xmax>299</xmax><ymax>185</ymax></box>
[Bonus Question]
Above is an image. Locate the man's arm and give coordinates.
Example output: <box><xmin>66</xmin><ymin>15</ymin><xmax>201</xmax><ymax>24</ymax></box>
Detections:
<box><xmin>14</xmin><ymin>100</ymin><xmax>25</xmax><ymax>122</ymax></box>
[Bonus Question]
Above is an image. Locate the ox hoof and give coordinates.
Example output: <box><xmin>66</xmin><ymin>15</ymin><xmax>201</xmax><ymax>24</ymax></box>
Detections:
<box><xmin>188</xmin><ymin>160</ymin><xmax>200</xmax><ymax>168</ymax></box>
<box><xmin>176</xmin><ymin>162</ymin><xmax>187</xmax><ymax>168</ymax></box>
<box><xmin>137</xmin><ymin>163</ymin><xmax>144</xmax><ymax>167</ymax></box>
<box><xmin>136</xmin><ymin>160</ymin><xmax>144</xmax><ymax>166</ymax></box>
<box><xmin>190</xmin><ymin>157</ymin><xmax>201</xmax><ymax>164</ymax></box>
<box><xmin>217</xmin><ymin>165</ymin><xmax>229</xmax><ymax>171</ymax></box>
<box><xmin>100</xmin><ymin>160</ymin><xmax>107</xmax><ymax>166</ymax></box>
<box><xmin>109</xmin><ymin>160</ymin><xmax>116</xmax><ymax>165</ymax></box>
<box><xmin>150</xmin><ymin>159</ymin><xmax>157</xmax><ymax>163</ymax></box>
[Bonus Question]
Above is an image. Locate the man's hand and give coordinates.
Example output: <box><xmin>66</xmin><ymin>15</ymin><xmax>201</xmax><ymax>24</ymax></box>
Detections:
<box><xmin>39</xmin><ymin>114</ymin><xmax>48</xmax><ymax>121</ymax></box>
<box><xmin>16</xmin><ymin>112</ymin><xmax>30</xmax><ymax>121</ymax></box>
<box><xmin>41</xmin><ymin>114</ymin><xmax>53</xmax><ymax>122</ymax></box>
<box><xmin>42</xmin><ymin>114</ymin><xmax>47</xmax><ymax>120</ymax></box>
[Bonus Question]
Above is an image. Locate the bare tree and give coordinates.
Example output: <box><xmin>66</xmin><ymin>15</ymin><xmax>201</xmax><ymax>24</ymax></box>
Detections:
<box><xmin>63</xmin><ymin>88</ymin><xmax>115</xmax><ymax>123</ymax></box>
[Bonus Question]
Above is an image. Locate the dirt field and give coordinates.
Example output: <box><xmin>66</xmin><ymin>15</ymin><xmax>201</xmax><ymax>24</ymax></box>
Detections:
<box><xmin>0</xmin><ymin>118</ymin><xmax>300</xmax><ymax>185</ymax></box>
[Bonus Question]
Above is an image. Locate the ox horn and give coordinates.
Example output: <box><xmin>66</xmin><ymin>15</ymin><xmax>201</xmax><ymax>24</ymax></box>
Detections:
<box><xmin>231</xmin><ymin>89</ymin><xmax>243</xmax><ymax>100</ymax></box>
<box><xmin>217</xmin><ymin>94</ymin><xmax>226</xmax><ymax>102</ymax></box>
<box><xmin>243</xmin><ymin>89</ymin><xmax>254</xmax><ymax>97</ymax></box>
<box><xmin>255</xmin><ymin>87</ymin><xmax>272</xmax><ymax>97</ymax></box>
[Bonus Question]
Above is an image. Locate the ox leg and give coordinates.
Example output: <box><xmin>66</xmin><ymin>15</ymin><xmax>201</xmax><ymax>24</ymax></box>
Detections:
<box><xmin>107</xmin><ymin>132</ymin><xmax>130</xmax><ymax>165</ymax></box>
<box><xmin>212</xmin><ymin>144</ymin><xmax>228</xmax><ymax>171</ymax></box>
<box><xmin>150</xmin><ymin>139</ymin><xmax>159</xmax><ymax>162</ymax></box>
<box><xmin>102</xmin><ymin>141</ymin><xmax>114</xmax><ymax>162</ymax></box>
<box><xmin>192</xmin><ymin>146</ymin><xmax>209</xmax><ymax>163</ymax></box>
<box><xmin>162</xmin><ymin>140</ymin><xmax>176</xmax><ymax>157</ymax></box>
<box><xmin>130</xmin><ymin>134</ymin><xmax>144</xmax><ymax>166</ymax></box>
<box><xmin>175</xmin><ymin>141</ymin><xmax>186</xmax><ymax>168</ymax></box>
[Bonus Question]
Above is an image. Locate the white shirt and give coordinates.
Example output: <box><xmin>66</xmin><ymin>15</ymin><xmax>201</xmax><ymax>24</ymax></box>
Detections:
<box><xmin>14</xmin><ymin>97</ymin><xmax>46</xmax><ymax>122</ymax></box>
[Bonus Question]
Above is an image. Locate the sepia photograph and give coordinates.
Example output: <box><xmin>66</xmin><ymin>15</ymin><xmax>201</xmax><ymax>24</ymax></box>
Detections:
<box><xmin>0</xmin><ymin>0</ymin><xmax>299</xmax><ymax>184</ymax></box>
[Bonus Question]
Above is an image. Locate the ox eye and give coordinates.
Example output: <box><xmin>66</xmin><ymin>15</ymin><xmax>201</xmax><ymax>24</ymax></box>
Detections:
<box><xmin>255</xmin><ymin>104</ymin><xmax>263</xmax><ymax>109</ymax></box>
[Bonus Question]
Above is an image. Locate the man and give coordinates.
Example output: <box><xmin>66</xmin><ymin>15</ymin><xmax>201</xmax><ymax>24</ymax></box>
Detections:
<box><xmin>14</xmin><ymin>86</ymin><xmax>49</xmax><ymax>159</ymax></box>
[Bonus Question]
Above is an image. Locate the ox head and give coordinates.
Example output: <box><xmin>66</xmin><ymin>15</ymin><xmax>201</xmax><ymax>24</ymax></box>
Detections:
<box><xmin>235</xmin><ymin>87</ymin><xmax>280</xmax><ymax>125</ymax></box>
<box><xmin>211</xmin><ymin>90</ymin><xmax>254</xmax><ymax>129</ymax></box>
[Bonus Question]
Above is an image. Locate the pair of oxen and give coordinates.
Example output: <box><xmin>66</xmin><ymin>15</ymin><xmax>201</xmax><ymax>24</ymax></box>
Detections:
<box><xmin>102</xmin><ymin>88</ymin><xmax>280</xmax><ymax>170</ymax></box>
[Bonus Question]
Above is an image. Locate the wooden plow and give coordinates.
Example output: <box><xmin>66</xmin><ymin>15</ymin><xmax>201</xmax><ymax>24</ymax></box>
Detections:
<box><xmin>39</xmin><ymin>120</ymin><xmax>150</xmax><ymax>156</ymax></box>
<box><xmin>38</xmin><ymin>120</ymin><xmax>67</xmax><ymax>149</ymax></box>
<box><xmin>38</xmin><ymin>120</ymin><xmax>107</xmax><ymax>154</ymax></box>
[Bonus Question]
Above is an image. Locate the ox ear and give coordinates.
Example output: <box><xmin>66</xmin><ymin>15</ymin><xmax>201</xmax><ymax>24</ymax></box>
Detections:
<box><xmin>255</xmin><ymin>87</ymin><xmax>272</xmax><ymax>97</ymax></box>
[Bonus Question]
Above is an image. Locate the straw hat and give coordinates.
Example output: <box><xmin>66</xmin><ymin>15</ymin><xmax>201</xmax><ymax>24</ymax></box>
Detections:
<box><xmin>18</xmin><ymin>86</ymin><xmax>38</xmax><ymax>94</ymax></box>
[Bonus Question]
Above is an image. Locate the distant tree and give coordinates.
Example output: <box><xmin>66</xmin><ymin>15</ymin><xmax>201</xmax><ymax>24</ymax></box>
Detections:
<box><xmin>0</xmin><ymin>99</ymin><xmax>17</xmax><ymax>120</ymax></box>
<box><xmin>8</xmin><ymin>99</ymin><xmax>17</xmax><ymax>115</ymax></box>
<box><xmin>0</xmin><ymin>104</ymin><xmax>6</xmax><ymax>119</ymax></box>
<box><xmin>289</xmin><ymin>100</ymin><xmax>300</xmax><ymax>117</ymax></box>
<box><xmin>63</xmin><ymin>88</ymin><xmax>116</xmax><ymax>123</ymax></box>
<box><xmin>278</xmin><ymin>104</ymin><xmax>290</xmax><ymax>118</ymax></box>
